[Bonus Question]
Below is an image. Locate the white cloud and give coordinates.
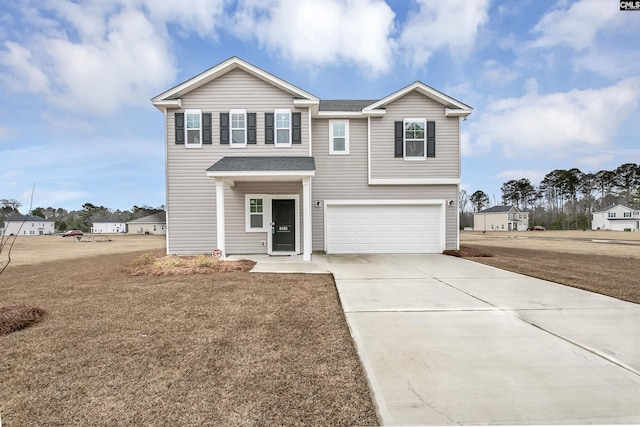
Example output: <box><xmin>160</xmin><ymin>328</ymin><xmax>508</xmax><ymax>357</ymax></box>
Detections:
<box><xmin>480</xmin><ymin>59</ymin><xmax>518</xmax><ymax>84</ymax></box>
<box><xmin>531</xmin><ymin>0</ymin><xmax>618</xmax><ymax>51</ymax></box>
<box><xmin>0</xmin><ymin>0</ymin><xmax>226</xmax><ymax>114</ymax></box>
<box><xmin>231</xmin><ymin>0</ymin><xmax>396</xmax><ymax>75</ymax></box>
<box><xmin>0</xmin><ymin>41</ymin><xmax>50</xmax><ymax>93</ymax></box>
<box><xmin>575</xmin><ymin>153</ymin><xmax>615</xmax><ymax>170</ymax></box>
<box><xmin>399</xmin><ymin>0</ymin><xmax>490</xmax><ymax>68</ymax></box>
<box><xmin>468</xmin><ymin>78</ymin><xmax>640</xmax><ymax>159</ymax></box>
<box><xmin>493</xmin><ymin>169</ymin><xmax>546</xmax><ymax>183</ymax></box>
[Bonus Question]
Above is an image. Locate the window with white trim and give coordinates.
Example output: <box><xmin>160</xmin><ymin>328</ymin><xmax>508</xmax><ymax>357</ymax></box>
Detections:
<box><xmin>404</xmin><ymin>119</ymin><xmax>426</xmax><ymax>159</ymax></box>
<box><xmin>624</xmin><ymin>211</ymin><xmax>632</xmax><ymax>218</ymax></box>
<box><xmin>230</xmin><ymin>109</ymin><xmax>247</xmax><ymax>147</ymax></box>
<box><xmin>608</xmin><ymin>212</ymin><xmax>616</xmax><ymax>218</ymax></box>
<box><xmin>275</xmin><ymin>109</ymin><xmax>291</xmax><ymax>146</ymax></box>
<box><xmin>246</xmin><ymin>195</ymin><xmax>267</xmax><ymax>232</ymax></box>
<box><xmin>329</xmin><ymin>120</ymin><xmax>349</xmax><ymax>154</ymax></box>
<box><xmin>185</xmin><ymin>109</ymin><xmax>202</xmax><ymax>146</ymax></box>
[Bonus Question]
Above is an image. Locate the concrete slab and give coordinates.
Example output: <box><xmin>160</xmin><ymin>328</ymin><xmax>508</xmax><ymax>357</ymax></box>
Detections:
<box><xmin>336</xmin><ymin>278</ymin><xmax>491</xmax><ymax>312</ymax></box>
<box><xmin>227</xmin><ymin>254</ymin><xmax>330</xmax><ymax>274</ymax></box>
<box><xmin>348</xmin><ymin>310</ymin><xmax>640</xmax><ymax>426</ymax></box>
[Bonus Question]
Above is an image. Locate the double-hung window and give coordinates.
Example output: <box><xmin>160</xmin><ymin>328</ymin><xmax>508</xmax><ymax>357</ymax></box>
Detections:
<box><xmin>230</xmin><ymin>109</ymin><xmax>247</xmax><ymax>147</ymax></box>
<box><xmin>624</xmin><ymin>211</ymin><xmax>632</xmax><ymax>218</ymax></box>
<box><xmin>275</xmin><ymin>109</ymin><xmax>291</xmax><ymax>146</ymax></box>
<box><xmin>246</xmin><ymin>195</ymin><xmax>267</xmax><ymax>232</ymax></box>
<box><xmin>404</xmin><ymin>119</ymin><xmax>426</xmax><ymax>159</ymax></box>
<box><xmin>329</xmin><ymin>120</ymin><xmax>349</xmax><ymax>154</ymax></box>
<box><xmin>185</xmin><ymin>109</ymin><xmax>202</xmax><ymax>146</ymax></box>
<box><xmin>608</xmin><ymin>212</ymin><xmax>616</xmax><ymax>218</ymax></box>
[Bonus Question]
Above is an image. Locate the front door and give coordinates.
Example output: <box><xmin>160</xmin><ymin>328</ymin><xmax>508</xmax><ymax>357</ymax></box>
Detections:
<box><xmin>272</xmin><ymin>199</ymin><xmax>295</xmax><ymax>252</ymax></box>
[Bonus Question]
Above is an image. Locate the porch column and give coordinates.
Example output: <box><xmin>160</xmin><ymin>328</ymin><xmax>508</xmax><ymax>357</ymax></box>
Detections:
<box><xmin>302</xmin><ymin>176</ymin><xmax>312</xmax><ymax>261</ymax></box>
<box><xmin>215</xmin><ymin>181</ymin><xmax>226</xmax><ymax>258</ymax></box>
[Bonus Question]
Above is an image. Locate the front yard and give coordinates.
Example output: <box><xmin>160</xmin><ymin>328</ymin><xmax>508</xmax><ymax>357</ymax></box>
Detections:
<box><xmin>0</xmin><ymin>249</ymin><xmax>378</xmax><ymax>426</ymax></box>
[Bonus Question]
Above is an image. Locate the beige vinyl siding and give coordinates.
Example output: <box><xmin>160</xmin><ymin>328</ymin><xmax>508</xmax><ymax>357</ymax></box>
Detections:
<box><xmin>224</xmin><ymin>182</ymin><xmax>303</xmax><ymax>254</ymax></box>
<box><xmin>312</xmin><ymin>117</ymin><xmax>459</xmax><ymax>251</ymax></box>
<box><xmin>370</xmin><ymin>91</ymin><xmax>460</xmax><ymax>180</ymax></box>
<box><xmin>165</xmin><ymin>68</ymin><xmax>310</xmax><ymax>254</ymax></box>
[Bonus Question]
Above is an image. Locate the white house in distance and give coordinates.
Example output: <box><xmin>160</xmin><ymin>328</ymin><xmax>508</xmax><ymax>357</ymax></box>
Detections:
<box><xmin>1</xmin><ymin>215</ymin><xmax>55</xmax><ymax>236</ymax></box>
<box><xmin>91</xmin><ymin>219</ymin><xmax>126</xmax><ymax>234</ymax></box>
<box><xmin>592</xmin><ymin>204</ymin><xmax>640</xmax><ymax>231</ymax></box>
<box><xmin>127</xmin><ymin>211</ymin><xmax>167</xmax><ymax>235</ymax></box>
<box><xmin>473</xmin><ymin>206</ymin><xmax>529</xmax><ymax>231</ymax></box>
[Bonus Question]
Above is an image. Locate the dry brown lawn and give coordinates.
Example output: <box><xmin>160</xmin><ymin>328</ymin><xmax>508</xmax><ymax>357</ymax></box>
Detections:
<box><xmin>0</xmin><ymin>239</ymin><xmax>378</xmax><ymax>426</ymax></box>
<box><xmin>461</xmin><ymin>230</ymin><xmax>640</xmax><ymax>304</ymax></box>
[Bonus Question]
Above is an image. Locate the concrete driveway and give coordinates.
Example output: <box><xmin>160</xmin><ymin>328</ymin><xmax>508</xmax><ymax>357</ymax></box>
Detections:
<box><xmin>314</xmin><ymin>254</ymin><xmax>640</xmax><ymax>426</ymax></box>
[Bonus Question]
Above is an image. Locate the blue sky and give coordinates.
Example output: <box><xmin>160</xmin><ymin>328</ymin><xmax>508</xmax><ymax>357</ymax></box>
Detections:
<box><xmin>1</xmin><ymin>0</ymin><xmax>639</xmax><ymax>212</ymax></box>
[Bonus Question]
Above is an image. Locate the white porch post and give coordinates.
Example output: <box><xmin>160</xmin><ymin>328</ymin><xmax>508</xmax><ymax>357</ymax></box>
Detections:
<box><xmin>215</xmin><ymin>181</ymin><xmax>226</xmax><ymax>257</ymax></box>
<box><xmin>302</xmin><ymin>176</ymin><xmax>312</xmax><ymax>261</ymax></box>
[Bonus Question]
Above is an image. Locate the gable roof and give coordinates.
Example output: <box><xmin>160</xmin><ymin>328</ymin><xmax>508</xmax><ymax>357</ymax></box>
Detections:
<box><xmin>593</xmin><ymin>204</ymin><xmax>634</xmax><ymax>213</ymax></box>
<box><xmin>4</xmin><ymin>215</ymin><xmax>52</xmax><ymax>222</ymax></box>
<box><xmin>127</xmin><ymin>211</ymin><xmax>166</xmax><ymax>224</ymax></box>
<box><xmin>477</xmin><ymin>206</ymin><xmax>520</xmax><ymax>214</ymax></box>
<box><xmin>363</xmin><ymin>81</ymin><xmax>473</xmax><ymax>117</ymax></box>
<box><xmin>152</xmin><ymin>57</ymin><xmax>319</xmax><ymax>110</ymax></box>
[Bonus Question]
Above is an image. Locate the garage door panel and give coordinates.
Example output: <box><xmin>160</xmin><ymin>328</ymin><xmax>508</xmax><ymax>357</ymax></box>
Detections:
<box><xmin>326</xmin><ymin>204</ymin><xmax>442</xmax><ymax>254</ymax></box>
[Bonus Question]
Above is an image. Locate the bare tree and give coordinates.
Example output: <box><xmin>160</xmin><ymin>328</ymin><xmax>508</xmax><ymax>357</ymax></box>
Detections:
<box><xmin>0</xmin><ymin>185</ymin><xmax>35</xmax><ymax>276</ymax></box>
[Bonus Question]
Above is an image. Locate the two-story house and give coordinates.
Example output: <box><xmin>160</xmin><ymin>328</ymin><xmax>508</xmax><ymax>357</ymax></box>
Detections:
<box><xmin>473</xmin><ymin>206</ymin><xmax>530</xmax><ymax>232</ymax></box>
<box><xmin>592</xmin><ymin>204</ymin><xmax>640</xmax><ymax>231</ymax></box>
<box><xmin>152</xmin><ymin>57</ymin><xmax>472</xmax><ymax>260</ymax></box>
<box><xmin>1</xmin><ymin>215</ymin><xmax>55</xmax><ymax>236</ymax></box>
<box><xmin>91</xmin><ymin>219</ymin><xmax>126</xmax><ymax>234</ymax></box>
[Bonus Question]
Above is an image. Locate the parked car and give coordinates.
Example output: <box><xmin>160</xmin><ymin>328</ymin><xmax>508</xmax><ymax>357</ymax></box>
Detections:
<box><xmin>62</xmin><ymin>230</ymin><xmax>83</xmax><ymax>237</ymax></box>
<box><xmin>527</xmin><ymin>226</ymin><xmax>545</xmax><ymax>231</ymax></box>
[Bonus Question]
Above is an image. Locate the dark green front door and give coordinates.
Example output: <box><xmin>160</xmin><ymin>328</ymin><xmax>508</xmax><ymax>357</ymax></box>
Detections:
<box><xmin>272</xmin><ymin>199</ymin><xmax>295</xmax><ymax>252</ymax></box>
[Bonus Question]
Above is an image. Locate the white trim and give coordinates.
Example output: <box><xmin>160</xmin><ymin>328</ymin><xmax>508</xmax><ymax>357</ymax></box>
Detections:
<box><xmin>274</xmin><ymin>109</ymin><xmax>292</xmax><ymax>147</ymax></box>
<box><xmin>367</xmin><ymin>116</ymin><xmax>371</xmax><ymax>184</ymax></box>
<box><xmin>245</xmin><ymin>194</ymin><xmax>268</xmax><ymax>232</ymax></box>
<box><xmin>152</xmin><ymin>57</ymin><xmax>318</xmax><ymax>109</ymax></box>
<box><xmin>164</xmin><ymin>109</ymin><xmax>170</xmax><ymax>254</ymax></box>
<box><xmin>368</xmin><ymin>178</ymin><xmax>460</xmax><ymax>185</ymax></box>
<box><xmin>445</xmin><ymin>108</ymin><xmax>472</xmax><ymax>117</ymax></box>
<box><xmin>184</xmin><ymin>109</ymin><xmax>203</xmax><ymax>148</ymax></box>
<box><xmin>294</xmin><ymin>99</ymin><xmax>320</xmax><ymax>107</ymax></box>
<box><xmin>216</xmin><ymin>182</ymin><xmax>226</xmax><ymax>258</ymax></box>
<box><xmin>323</xmin><ymin>199</ymin><xmax>446</xmax><ymax>253</ymax></box>
<box><xmin>317</xmin><ymin>111</ymin><xmax>365</xmax><ymax>118</ymax></box>
<box><xmin>154</xmin><ymin>99</ymin><xmax>181</xmax><ymax>108</ymax></box>
<box><xmin>230</xmin><ymin>109</ymin><xmax>247</xmax><ymax>148</ymax></box>
<box><xmin>364</xmin><ymin>81</ymin><xmax>472</xmax><ymax>113</ymax></box>
<box><xmin>266</xmin><ymin>195</ymin><xmax>300</xmax><ymax>256</ymax></box>
<box><xmin>329</xmin><ymin>119</ymin><xmax>350</xmax><ymax>155</ymax></box>
<box><xmin>308</xmin><ymin>108</ymin><xmax>313</xmax><ymax>157</ymax></box>
<box><xmin>302</xmin><ymin>177</ymin><xmax>312</xmax><ymax>261</ymax></box>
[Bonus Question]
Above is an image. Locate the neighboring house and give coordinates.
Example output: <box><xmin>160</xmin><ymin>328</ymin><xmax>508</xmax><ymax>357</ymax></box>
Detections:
<box><xmin>592</xmin><ymin>204</ymin><xmax>640</xmax><ymax>231</ymax></box>
<box><xmin>474</xmin><ymin>206</ymin><xmax>529</xmax><ymax>231</ymax></box>
<box><xmin>151</xmin><ymin>57</ymin><xmax>472</xmax><ymax>259</ymax></box>
<box><xmin>91</xmin><ymin>219</ymin><xmax>126</xmax><ymax>234</ymax></box>
<box><xmin>127</xmin><ymin>211</ymin><xmax>167</xmax><ymax>235</ymax></box>
<box><xmin>1</xmin><ymin>215</ymin><xmax>55</xmax><ymax>236</ymax></box>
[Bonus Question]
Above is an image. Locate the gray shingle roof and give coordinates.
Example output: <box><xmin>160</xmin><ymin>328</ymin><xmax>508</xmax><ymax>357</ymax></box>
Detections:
<box><xmin>319</xmin><ymin>100</ymin><xmax>378</xmax><ymax>111</ymax></box>
<box><xmin>127</xmin><ymin>211</ymin><xmax>166</xmax><ymax>224</ymax></box>
<box><xmin>4</xmin><ymin>215</ymin><xmax>52</xmax><ymax>222</ymax></box>
<box><xmin>478</xmin><ymin>206</ymin><xmax>516</xmax><ymax>213</ymax></box>
<box><xmin>207</xmin><ymin>156</ymin><xmax>316</xmax><ymax>172</ymax></box>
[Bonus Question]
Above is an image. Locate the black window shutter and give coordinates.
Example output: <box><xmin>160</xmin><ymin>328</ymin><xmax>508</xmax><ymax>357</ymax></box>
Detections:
<box><xmin>247</xmin><ymin>113</ymin><xmax>257</xmax><ymax>144</ymax></box>
<box><xmin>394</xmin><ymin>121</ymin><xmax>403</xmax><ymax>157</ymax></box>
<box><xmin>427</xmin><ymin>121</ymin><xmax>436</xmax><ymax>157</ymax></box>
<box><xmin>202</xmin><ymin>113</ymin><xmax>212</xmax><ymax>144</ymax></box>
<box><xmin>265</xmin><ymin>113</ymin><xmax>274</xmax><ymax>144</ymax></box>
<box><xmin>220</xmin><ymin>113</ymin><xmax>229</xmax><ymax>144</ymax></box>
<box><xmin>292</xmin><ymin>112</ymin><xmax>302</xmax><ymax>144</ymax></box>
<box><xmin>175</xmin><ymin>113</ymin><xmax>185</xmax><ymax>144</ymax></box>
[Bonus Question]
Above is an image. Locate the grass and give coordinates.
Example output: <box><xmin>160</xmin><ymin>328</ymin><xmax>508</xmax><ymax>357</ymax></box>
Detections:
<box><xmin>0</xmin><ymin>250</ymin><xmax>378</xmax><ymax>426</ymax></box>
<box><xmin>460</xmin><ymin>231</ymin><xmax>640</xmax><ymax>304</ymax></box>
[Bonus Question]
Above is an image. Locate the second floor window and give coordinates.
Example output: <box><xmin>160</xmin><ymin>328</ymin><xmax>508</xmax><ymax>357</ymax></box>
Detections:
<box><xmin>275</xmin><ymin>110</ymin><xmax>291</xmax><ymax>146</ymax></box>
<box><xmin>330</xmin><ymin>120</ymin><xmax>349</xmax><ymax>154</ymax></box>
<box><xmin>230</xmin><ymin>109</ymin><xmax>247</xmax><ymax>146</ymax></box>
<box><xmin>608</xmin><ymin>212</ymin><xmax>616</xmax><ymax>218</ymax></box>
<box><xmin>404</xmin><ymin>119</ymin><xmax>426</xmax><ymax>159</ymax></box>
<box><xmin>185</xmin><ymin>109</ymin><xmax>201</xmax><ymax>145</ymax></box>
<box><xmin>624</xmin><ymin>212</ymin><xmax>632</xmax><ymax>218</ymax></box>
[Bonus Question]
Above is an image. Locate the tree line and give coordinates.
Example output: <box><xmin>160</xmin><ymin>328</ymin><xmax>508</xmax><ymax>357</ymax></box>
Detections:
<box><xmin>460</xmin><ymin>162</ymin><xmax>640</xmax><ymax>230</ymax></box>
<box><xmin>0</xmin><ymin>200</ymin><xmax>164</xmax><ymax>232</ymax></box>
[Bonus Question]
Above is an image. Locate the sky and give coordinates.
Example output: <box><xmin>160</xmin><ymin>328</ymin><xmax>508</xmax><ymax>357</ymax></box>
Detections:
<box><xmin>1</xmin><ymin>0</ymin><xmax>639</xmax><ymax>212</ymax></box>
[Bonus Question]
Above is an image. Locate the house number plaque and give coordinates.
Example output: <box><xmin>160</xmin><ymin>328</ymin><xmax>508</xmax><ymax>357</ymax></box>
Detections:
<box><xmin>278</xmin><ymin>226</ymin><xmax>289</xmax><ymax>231</ymax></box>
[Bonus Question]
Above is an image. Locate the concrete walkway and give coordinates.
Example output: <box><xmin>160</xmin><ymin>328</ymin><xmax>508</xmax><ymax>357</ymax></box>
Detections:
<box><xmin>243</xmin><ymin>253</ymin><xmax>640</xmax><ymax>425</ymax></box>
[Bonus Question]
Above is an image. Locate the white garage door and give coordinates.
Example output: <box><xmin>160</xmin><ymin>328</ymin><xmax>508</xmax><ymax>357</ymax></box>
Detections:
<box><xmin>326</xmin><ymin>204</ymin><xmax>443</xmax><ymax>254</ymax></box>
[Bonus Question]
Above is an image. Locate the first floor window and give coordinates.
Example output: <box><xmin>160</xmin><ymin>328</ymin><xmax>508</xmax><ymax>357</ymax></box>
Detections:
<box><xmin>275</xmin><ymin>110</ymin><xmax>291</xmax><ymax>146</ymax></box>
<box><xmin>185</xmin><ymin>109</ymin><xmax>202</xmax><ymax>145</ymax></box>
<box><xmin>404</xmin><ymin>119</ymin><xmax>426</xmax><ymax>159</ymax></box>
<box><xmin>231</xmin><ymin>109</ymin><xmax>247</xmax><ymax>146</ymax></box>
<box><xmin>329</xmin><ymin>120</ymin><xmax>349</xmax><ymax>154</ymax></box>
<box><xmin>246</xmin><ymin>195</ymin><xmax>267</xmax><ymax>232</ymax></box>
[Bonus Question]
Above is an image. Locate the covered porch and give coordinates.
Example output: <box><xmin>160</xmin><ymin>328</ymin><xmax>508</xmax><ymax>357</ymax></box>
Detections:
<box><xmin>206</xmin><ymin>156</ymin><xmax>315</xmax><ymax>261</ymax></box>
